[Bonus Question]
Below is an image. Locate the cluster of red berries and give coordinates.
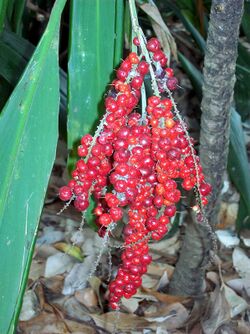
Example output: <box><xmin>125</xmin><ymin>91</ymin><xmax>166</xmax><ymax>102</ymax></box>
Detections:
<box><xmin>59</xmin><ymin>36</ymin><xmax>211</xmax><ymax>309</ymax></box>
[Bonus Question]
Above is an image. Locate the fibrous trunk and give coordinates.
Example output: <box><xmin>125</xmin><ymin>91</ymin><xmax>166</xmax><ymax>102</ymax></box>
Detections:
<box><xmin>200</xmin><ymin>0</ymin><xmax>244</xmax><ymax>224</ymax></box>
<box><xmin>169</xmin><ymin>0</ymin><xmax>244</xmax><ymax>296</ymax></box>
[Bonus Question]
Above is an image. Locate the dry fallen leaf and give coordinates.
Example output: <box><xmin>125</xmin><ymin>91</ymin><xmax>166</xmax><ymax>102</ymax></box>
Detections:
<box><xmin>19</xmin><ymin>290</ymin><xmax>39</xmax><ymax>321</ymax></box>
<box><xmin>215</xmin><ymin>230</ymin><xmax>240</xmax><ymax>248</ymax></box>
<box><xmin>218</xmin><ymin>202</ymin><xmax>238</xmax><ymax>229</ymax></box>
<box><xmin>142</xmin><ymin>274</ymin><xmax>159</xmax><ymax>289</ymax></box>
<box><xmin>34</xmin><ymin>244</ymin><xmax>59</xmax><ymax>259</ymax></box>
<box><xmin>239</xmin><ymin>229</ymin><xmax>250</xmax><ymax>247</ymax></box>
<box><xmin>223</xmin><ymin>284</ymin><xmax>248</xmax><ymax>317</ymax></box>
<box><xmin>147</xmin><ymin>263</ymin><xmax>174</xmax><ymax>278</ymax></box>
<box><xmin>88</xmin><ymin>276</ymin><xmax>103</xmax><ymax>309</ymax></box>
<box><xmin>201</xmin><ymin>285</ymin><xmax>231</xmax><ymax>334</ymax></box>
<box><xmin>156</xmin><ymin>270</ymin><xmax>170</xmax><ymax>290</ymax></box>
<box><xmin>232</xmin><ymin>247</ymin><xmax>250</xmax><ymax>279</ymax></box>
<box><xmin>75</xmin><ymin>288</ymin><xmax>98</xmax><ymax>308</ymax></box>
<box><xmin>149</xmin><ymin>234</ymin><xmax>180</xmax><ymax>257</ymax></box>
<box><xmin>29</xmin><ymin>260</ymin><xmax>45</xmax><ymax>281</ymax></box>
<box><xmin>121</xmin><ymin>296</ymin><xmax>140</xmax><ymax>313</ymax></box>
<box><xmin>63</xmin><ymin>258</ymin><xmax>93</xmax><ymax>295</ymax></box>
<box><xmin>227</xmin><ymin>278</ymin><xmax>250</xmax><ymax>297</ymax></box>
<box><xmin>41</xmin><ymin>275</ymin><xmax>65</xmax><ymax>294</ymax></box>
<box><xmin>55</xmin><ymin>296</ymin><xmax>93</xmax><ymax>323</ymax></box>
<box><xmin>235</xmin><ymin>319</ymin><xmax>250</xmax><ymax>334</ymax></box>
<box><xmin>54</xmin><ymin>242</ymin><xmax>84</xmax><ymax>261</ymax></box>
<box><xmin>144</xmin><ymin>302</ymin><xmax>189</xmax><ymax>329</ymax></box>
<box><xmin>92</xmin><ymin>311</ymin><xmax>156</xmax><ymax>332</ymax></box>
<box><xmin>37</xmin><ymin>229</ymin><xmax>64</xmax><ymax>245</ymax></box>
<box><xmin>19</xmin><ymin>312</ymin><xmax>96</xmax><ymax>334</ymax></box>
<box><xmin>44</xmin><ymin>253</ymin><xmax>75</xmax><ymax>278</ymax></box>
<box><xmin>141</xmin><ymin>287</ymin><xmax>189</xmax><ymax>304</ymax></box>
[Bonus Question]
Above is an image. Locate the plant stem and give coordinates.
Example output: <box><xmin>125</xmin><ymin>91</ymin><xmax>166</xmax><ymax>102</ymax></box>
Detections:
<box><xmin>200</xmin><ymin>0</ymin><xmax>244</xmax><ymax>224</ymax></box>
<box><xmin>128</xmin><ymin>0</ymin><xmax>160</xmax><ymax>97</ymax></box>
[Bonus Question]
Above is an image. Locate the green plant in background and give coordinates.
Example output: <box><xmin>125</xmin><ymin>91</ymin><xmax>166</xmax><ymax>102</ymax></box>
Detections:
<box><xmin>0</xmin><ymin>2</ymin><xmax>66</xmax><ymax>332</ymax></box>
<box><xmin>0</xmin><ymin>0</ymin><xmax>124</xmax><ymax>332</ymax></box>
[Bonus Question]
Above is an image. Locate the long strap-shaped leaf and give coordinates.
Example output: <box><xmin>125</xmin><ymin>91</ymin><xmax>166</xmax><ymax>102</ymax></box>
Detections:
<box><xmin>67</xmin><ymin>0</ymin><xmax>124</xmax><ymax>227</ymax></box>
<box><xmin>0</xmin><ymin>0</ymin><xmax>66</xmax><ymax>332</ymax></box>
<box><xmin>67</xmin><ymin>0</ymin><xmax>123</xmax><ymax>157</ymax></box>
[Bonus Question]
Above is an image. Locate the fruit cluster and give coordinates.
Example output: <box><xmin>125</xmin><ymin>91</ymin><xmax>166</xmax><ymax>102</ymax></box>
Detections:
<box><xmin>59</xmin><ymin>36</ymin><xmax>211</xmax><ymax>309</ymax></box>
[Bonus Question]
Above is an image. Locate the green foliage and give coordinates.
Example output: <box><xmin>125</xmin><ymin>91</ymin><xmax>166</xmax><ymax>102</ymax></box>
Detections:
<box><xmin>67</xmin><ymin>0</ymin><xmax>124</xmax><ymax>155</ymax></box>
<box><xmin>235</xmin><ymin>43</ymin><xmax>250</xmax><ymax>120</ymax></box>
<box><xmin>242</xmin><ymin>1</ymin><xmax>250</xmax><ymax>42</ymax></box>
<box><xmin>0</xmin><ymin>30</ymin><xmax>67</xmax><ymax>136</ymax></box>
<box><xmin>0</xmin><ymin>0</ymin><xmax>8</xmax><ymax>32</ymax></box>
<box><xmin>0</xmin><ymin>1</ymin><xmax>66</xmax><ymax>332</ymax></box>
<box><xmin>67</xmin><ymin>0</ymin><xmax>124</xmax><ymax>226</ymax></box>
<box><xmin>9</xmin><ymin>0</ymin><xmax>26</xmax><ymax>34</ymax></box>
<box><xmin>228</xmin><ymin>110</ymin><xmax>250</xmax><ymax>230</ymax></box>
<box><xmin>165</xmin><ymin>2</ymin><xmax>206</xmax><ymax>50</ymax></box>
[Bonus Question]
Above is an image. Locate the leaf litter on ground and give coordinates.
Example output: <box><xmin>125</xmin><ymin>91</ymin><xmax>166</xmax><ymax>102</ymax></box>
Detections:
<box><xmin>17</xmin><ymin>94</ymin><xmax>250</xmax><ymax>334</ymax></box>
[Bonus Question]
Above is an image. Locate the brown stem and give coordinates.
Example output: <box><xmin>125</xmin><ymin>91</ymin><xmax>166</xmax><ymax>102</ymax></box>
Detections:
<box><xmin>169</xmin><ymin>0</ymin><xmax>243</xmax><ymax>296</ymax></box>
<box><xmin>168</xmin><ymin>211</ymin><xmax>212</xmax><ymax>296</ymax></box>
<box><xmin>200</xmin><ymin>0</ymin><xmax>244</xmax><ymax>224</ymax></box>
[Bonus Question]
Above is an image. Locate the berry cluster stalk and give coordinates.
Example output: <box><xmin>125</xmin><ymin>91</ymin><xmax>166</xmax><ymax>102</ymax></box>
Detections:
<box><xmin>58</xmin><ymin>0</ymin><xmax>214</xmax><ymax>310</ymax></box>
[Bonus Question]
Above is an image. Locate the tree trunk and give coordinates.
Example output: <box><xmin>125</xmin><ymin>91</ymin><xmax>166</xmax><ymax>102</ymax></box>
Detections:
<box><xmin>169</xmin><ymin>0</ymin><xmax>244</xmax><ymax>296</ymax></box>
<box><xmin>168</xmin><ymin>212</ymin><xmax>212</xmax><ymax>296</ymax></box>
<box><xmin>200</xmin><ymin>0</ymin><xmax>244</xmax><ymax>224</ymax></box>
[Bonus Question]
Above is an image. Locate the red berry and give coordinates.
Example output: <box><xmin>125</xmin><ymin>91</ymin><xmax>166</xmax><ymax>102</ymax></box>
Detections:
<box><xmin>146</xmin><ymin>37</ymin><xmax>161</xmax><ymax>52</ymax></box>
<box><xmin>131</xmin><ymin>76</ymin><xmax>143</xmax><ymax>90</ymax></box>
<box><xmin>99</xmin><ymin>213</ymin><xmax>112</xmax><ymax>226</ymax></box>
<box><xmin>129</xmin><ymin>52</ymin><xmax>139</xmax><ymax>64</ymax></box>
<box><xmin>137</xmin><ymin>61</ymin><xmax>149</xmax><ymax>75</ymax></box>
<box><xmin>167</xmin><ymin>77</ymin><xmax>178</xmax><ymax>90</ymax></box>
<box><xmin>165</xmin><ymin>68</ymin><xmax>174</xmax><ymax>77</ymax></box>
<box><xmin>77</xmin><ymin>144</ymin><xmax>88</xmax><ymax>157</ymax></box>
<box><xmin>59</xmin><ymin>186</ymin><xmax>72</xmax><ymax>201</ymax></box>
<box><xmin>153</xmin><ymin>50</ymin><xmax>165</xmax><ymax>61</ymax></box>
<box><xmin>110</xmin><ymin>207</ymin><xmax>123</xmax><ymax>221</ymax></box>
<box><xmin>200</xmin><ymin>182</ymin><xmax>212</xmax><ymax>196</ymax></box>
<box><xmin>164</xmin><ymin>205</ymin><xmax>176</xmax><ymax>217</ymax></box>
<box><xmin>133</xmin><ymin>37</ymin><xmax>140</xmax><ymax>46</ymax></box>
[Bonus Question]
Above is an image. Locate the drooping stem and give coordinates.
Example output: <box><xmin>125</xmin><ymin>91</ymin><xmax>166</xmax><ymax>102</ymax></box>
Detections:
<box><xmin>128</xmin><ymin>0</ymin><xmax>160</xmax><ymax>97</ymax></box>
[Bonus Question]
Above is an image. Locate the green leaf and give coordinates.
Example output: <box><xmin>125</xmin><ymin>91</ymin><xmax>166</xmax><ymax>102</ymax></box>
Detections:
<box><xmin>0</xmin><ymin>0</ymin><xmax>8</xmax><ymax>33</ymax></box>
<box><xmin>178</xmin><ymin>52</ymin><xmax>202</xmax><ymax>98</ymax></box>
<box><xmin>235</xmin><ymin>43</ymin><xmax>250</xmax><ymax>120</ymax></box>
<box><xmin>10</xmin><ymin>0</ymin><xmax>26</xmax><ymax>34</ymax></box>
<box><xmin>0</xmin><ymin>0</ymin><xmax>66</xmax><ymax>332</ymax></box>
<box><xmin>114</xmin><ymin>0</ymin><xmax>124</xmax><ymax>68</ymax></box>
<box><xmin>165</xmin><ymin>0</ymin><xmax>206</xmax><ymax>52</ymax></box>
<box><xmin>67</xmin><ymin>0</ymin><xmax>124</xmax><ymax>226</ymax></box>
<box><xmin>1</xmin><ymin>29</ymin><xmax>34</xmax><ymax>61</ymax></box>
<box><xmin>242</xmin><ymin>1</ymin><xmax>250</xmax><ymax>42</ymax></box>
<box><xmin>236</xmin><ymin>197</ymin><xmax>250</xmax><ymax>231</ymax></box>
<box><xmin>0</xmin><ymin>76</ymin><xmax>12</xmax><ymax>110</ymax></box>
<box><xmin>0</xmin><ymin>30</ymin><xmax>68</xmax><ymax>136</ymax></box>
<box><xmin>0</xmin><ymin>40</ymin><xmax>27</xmax><ymax>85</ymax></box>
<box><xmin>124</xmin><ymin>0</ymin><xmax>131</xmax><ymax>48</ymax></box>
<box><xmin>6</xmin><ymin>0</ymin><xmax>15</xmax><ymax>24</ymax></box>
<box><xmin>228</xmin><ymin>109</ymin><xmax>250</xmax><ymax>230</ymax></box>
<box><xmin>67</xmin><ymin>0</ymin><xmax>118</xmax><ymax>152</ymax></box>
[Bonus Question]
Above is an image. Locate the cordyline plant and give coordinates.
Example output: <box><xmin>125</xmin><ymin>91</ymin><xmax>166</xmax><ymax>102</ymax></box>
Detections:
<box><xmin>58</xmin><ymin>0</ymin><xmax>214</xmax><ymax>310</ymax></box>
